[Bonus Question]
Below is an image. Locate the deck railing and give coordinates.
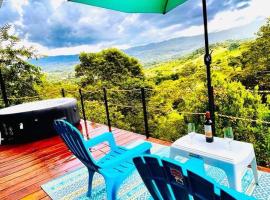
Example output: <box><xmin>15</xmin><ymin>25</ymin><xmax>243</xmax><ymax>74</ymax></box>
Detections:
<box><xmin>1</xmin><ymin>87</ymin><xmax>270</xmax><ymax>138</ymax></box>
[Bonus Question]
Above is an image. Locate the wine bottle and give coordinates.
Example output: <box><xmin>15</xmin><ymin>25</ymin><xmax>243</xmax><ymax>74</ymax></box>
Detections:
<box><xmin>204</xmin><ymin>111</ymin><xmax>214</xmax><ymax>143</ymax></box>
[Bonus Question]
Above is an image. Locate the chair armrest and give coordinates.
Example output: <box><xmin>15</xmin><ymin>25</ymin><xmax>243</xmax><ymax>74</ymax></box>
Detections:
<box><xmin>84</xmin><ymin>132</ymin><xmax>117</xmax><ymax>150</ymax></box>
<box><xmin>98</xmin><ymin>142</ymin><xmax>152</xmax><ymax>168</ymax></box>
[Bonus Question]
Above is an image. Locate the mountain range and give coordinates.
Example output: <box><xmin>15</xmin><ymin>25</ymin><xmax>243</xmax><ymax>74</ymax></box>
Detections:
<box><xmin>29</xmin><ymin>19</ymin><xmax>264</xmax><ymax>72</ymax></box>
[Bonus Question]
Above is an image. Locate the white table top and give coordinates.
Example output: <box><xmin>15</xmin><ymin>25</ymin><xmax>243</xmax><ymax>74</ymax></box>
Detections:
<box><xmin>171</xmin><ymin>133</ymin><xmax>255</xmax><ymax>164</ymax></box>
<box><xmin>0</xmin><ymin>98</ymin><xmax>76</xmax><ymax>115</ymax></box>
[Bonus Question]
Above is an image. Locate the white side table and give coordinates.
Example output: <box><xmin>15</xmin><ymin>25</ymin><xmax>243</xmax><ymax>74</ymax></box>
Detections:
<box><xmin>170</xmin><ymin>133</ymin><xmax>259</xmax><ymax>192</ymax></box>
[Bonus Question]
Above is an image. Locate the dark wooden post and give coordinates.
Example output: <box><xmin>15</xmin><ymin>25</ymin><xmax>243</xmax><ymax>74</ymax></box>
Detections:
<box><xmin>103</xmin><ymin>87</ymin><xmax>112</xmax><ymax>132</ymax></box>
<box><xmin>79</xmin><ymin>89</ymin><xmax>89</xmax><ymax>139</ymax></box>
<box><xmin>141</xmin><ymin>88</ymin><xmax>150</xmax><ymax>139</ymax></box>
<box><xmin>61</xmin><ymin>88</ymin><xmax>65</xmax><ymax>97</ymax></box>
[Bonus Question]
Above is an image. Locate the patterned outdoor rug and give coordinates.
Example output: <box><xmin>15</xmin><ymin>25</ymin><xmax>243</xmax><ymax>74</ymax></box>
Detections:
<box><xmin>42</xmin><ymin>142</ymin><xmax>270</xmax><ymax>200</ymax></box>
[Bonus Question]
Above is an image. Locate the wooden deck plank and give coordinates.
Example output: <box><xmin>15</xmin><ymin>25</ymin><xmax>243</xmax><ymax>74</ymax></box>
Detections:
<box><xmin>0</xmin><ymin>151</ymin><xmax>74</xmax><ymax>189</ymax></box>
<box><xmin>1</xmin><ymin>163</ymin><xmax>84</xmax><ymax>200</ymax></box>
<box><xmin>0</xmin><ymin>159</ymin><xmax>82</xmax><ymax>199</ymax></box>
<box><xmin>0</xmin><ymin>143</ymin><xmax>66</xmax><ymax>168</ymax></box>
<box><xmin>0</xmin><ymin>143</ymin><xmax>67</xmax><ymax>172</ymax></box>
<box><xmin>21</xmin><ymin>190</ymin><xmax>47</xmax><ymax>200</ymax></box>
<box><xmin>40</xmin><ymin>196</ymin><xmax>52</xmax><ymax>200</ymax></box>
<box><xmin>147</xmin><ymin>137</ymin><xmax>172</xmax><ymax>146</ymax></box>
<box><xmin>0</xmin><ymin>136</ymin><xmax>63</xmax><ymax>157</ymax></box>
<box><xmin>0</xmin><ymin>146</ymin><xmax>71</xmax><ymax>177</ymax></box>
<box><xmin>0</xmin><ymin>152</ymin><xmax>72</xmax><ymax>184</ymax></box>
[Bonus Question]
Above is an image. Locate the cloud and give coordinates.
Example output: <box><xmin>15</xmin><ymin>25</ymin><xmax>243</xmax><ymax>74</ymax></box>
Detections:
<box><xmin>121</xmin><ymin>0</ymin><xmax>266</xmax><ymax>45</ymax></box>
<box><xmin>136</xmin><ymin>0</ymin><xmax>251</xmax><ymax>30</ymax></box>
<box><xmin>23</xmin><ymin>39</ymin><xmax>130</xmax><ymax>56</ymax></box>
<box><xmin>0</xmin><ymin>1</ymin><xmax>20</xmax><ymax>25</ymax></box>
<box><xmin>0</xmin><ymin>0</ymin><xmax>269</xmax><ymax>55</ymax></box>
<box><xmin>18</xmin><ymin>1</ymin><xmax>113</xmax><ymax>47</ymax></box>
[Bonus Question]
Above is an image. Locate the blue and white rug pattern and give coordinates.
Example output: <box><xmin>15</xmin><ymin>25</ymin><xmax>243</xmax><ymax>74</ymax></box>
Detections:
<box><xmin>42</xmin><ymin>142</ymin><xmax>270</xmax><ymax>200</ymax></box>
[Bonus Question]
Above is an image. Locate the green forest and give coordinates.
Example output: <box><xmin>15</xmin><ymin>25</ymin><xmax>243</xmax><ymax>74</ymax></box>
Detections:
<box><xmin>0</xmin><ymin>19</ymin><xmax>270</xmax><ymax>167</ymax></box>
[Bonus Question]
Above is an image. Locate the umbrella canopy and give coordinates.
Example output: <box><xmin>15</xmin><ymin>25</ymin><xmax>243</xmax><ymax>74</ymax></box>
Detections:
<box><xmin>68</xmin><ymin>0</ymin><xmax>188</xmax><ymax>14</ymax></box>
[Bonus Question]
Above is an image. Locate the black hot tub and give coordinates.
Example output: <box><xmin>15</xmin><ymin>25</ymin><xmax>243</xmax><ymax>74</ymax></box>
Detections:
<box><xmin>0</xmin><ymin>98</ymin><xmax>80</xmax><ymax>144</ymax></box>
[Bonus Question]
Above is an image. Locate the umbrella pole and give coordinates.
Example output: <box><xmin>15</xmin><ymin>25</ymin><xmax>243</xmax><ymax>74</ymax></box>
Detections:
<box><xmin>202</xmin><ymin>0</ymin><xmax>216</xmax><ymax>135</ymax></box>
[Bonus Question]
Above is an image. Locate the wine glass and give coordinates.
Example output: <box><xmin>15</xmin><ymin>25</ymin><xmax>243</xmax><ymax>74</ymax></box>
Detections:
<box><xmin>188</xmin><ymin>123</ymin><xmax>196</xmax><ymax>144</ymax></box>
<box><xmin>224</xmin><ymin>127</ymin><xmax>234</xmax><ymax>150</ymax></box>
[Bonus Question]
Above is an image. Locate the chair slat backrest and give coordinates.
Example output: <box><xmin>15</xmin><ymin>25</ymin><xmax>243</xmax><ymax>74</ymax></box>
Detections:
<box><xmin>135</xmin><ymin>155</ymin><xmax>254</xmax><ymax>200</ymax></box>
<box><xmin>133</xmin><ymin>157</ymin><xmax>162</xmax><ymax>200</ymax></box>
<box><xmin>187</xmin><ymin>170</ymin><xmax>216</xmax><ymax>200</ymax></box>
<box><xmin>161</xmin><ymin>159</ymin><xmax>190</xmax><ymax>200</ymax></box>
<box><xmin>220</xmin><ymin>188</ymin><xmax>256</xmax><ymax>200</ymax></box>
<box><xmin>54</xmin><ymin>120</ymin><xmax>97</xmax><ymax>171</ymax></box>
<box><xmin>220</xmin><ymin>190</ymin><xmax>237</xmax><ymax>200</ymax></box>
<box><xmin>133</xmin><ymin>155</ymin><xmax>189</xmax><ymax>200</ymax></box>
<box><xmin>143</xmin><ymin>156</ymin><xmax>173</xmax><ymax>200</ymax></box>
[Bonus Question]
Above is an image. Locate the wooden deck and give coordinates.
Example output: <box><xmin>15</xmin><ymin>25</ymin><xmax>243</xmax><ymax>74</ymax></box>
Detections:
<box><xmin>1</xmin><ymin>121</ymin><xmax>269</xmax><ymax>200</ymax></box>
<box><xmin>0</xmin><ymin>122</ymin><xmax>147</xmax><ymax>200</ymax></box>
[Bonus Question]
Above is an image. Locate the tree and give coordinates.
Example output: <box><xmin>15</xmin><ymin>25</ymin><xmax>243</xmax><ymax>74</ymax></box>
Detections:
<box><xmin>75</xmin><ymin>48</ymin><xmax>144</xmax><ymax>88</ymax></box>
<box><xmin>74</xmin><ymin>48</ymin><xmax>152</xmax><ymax>134</ymax></box>
<box><xmin>0</xmin><ymin>24</ymin><xmax>42</xmax><ymax>106</ymax></box>
<box><xmin>233</xmin><ymin>18</ymin><xmax>270</xmax><ymax>91</ymax></box>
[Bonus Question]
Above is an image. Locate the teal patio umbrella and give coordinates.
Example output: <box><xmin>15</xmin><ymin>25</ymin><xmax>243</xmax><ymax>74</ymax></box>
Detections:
<box><xmin>68</xmin><ymin>0</ymin><xmax>216</xmax><ymax>134</ymax></box>
<box><xmin>68</xmin><ymin>0</ymin><xmax>188</xmax><ymax>14</ymax></box>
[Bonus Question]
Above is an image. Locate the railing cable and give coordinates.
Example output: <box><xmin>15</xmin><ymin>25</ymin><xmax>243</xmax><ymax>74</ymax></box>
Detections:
<box><xmin>217</xmin><ymin>113</ymin><xmax>270</xmax><ymax>125</ymax></box>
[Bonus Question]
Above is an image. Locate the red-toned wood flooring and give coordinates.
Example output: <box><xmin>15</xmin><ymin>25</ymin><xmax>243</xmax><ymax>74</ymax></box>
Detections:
<box><xmin>0</xmin><ymin>122</ymin><xmax>148</xmax><ymax>200</ymax></box>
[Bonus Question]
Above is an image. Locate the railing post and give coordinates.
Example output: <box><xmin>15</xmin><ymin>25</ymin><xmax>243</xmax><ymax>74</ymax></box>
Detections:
<box><xmin>103</xmin><ymin>87</ymin><xmax>112</xmax><ymax>132</ymax></box>
<box><xmin>141</xmin><ymin>88</ymin><xmax>150</xmax><ymax>139</ymax></box>
<box><xmin>79</xmin><ymin>89</ymin><xmax>89</xmax><ymax>139</ymax></box>
<box><xmin>61</xmin><ymin>88</ymin><xmax>65</xmax><ymax>97</ymax></box>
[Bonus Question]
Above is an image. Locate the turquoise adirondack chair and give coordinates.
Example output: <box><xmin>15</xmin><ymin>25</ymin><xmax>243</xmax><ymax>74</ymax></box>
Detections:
<box><xmin>54</xmin><ymin>120</ymin><xmax>152</xmax><ymax>199</ymax></box>
<box><xmin>133</xmin><ymin>155</ymin><xmax>255</xmax><ymax>200</ymax></box>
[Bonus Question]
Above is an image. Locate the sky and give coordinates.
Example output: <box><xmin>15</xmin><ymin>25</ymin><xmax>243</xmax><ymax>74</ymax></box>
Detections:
<box><xmin>0</xmin><ymin>0</ymin><xmax>269</xmax><ymax>56</ymax></box>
